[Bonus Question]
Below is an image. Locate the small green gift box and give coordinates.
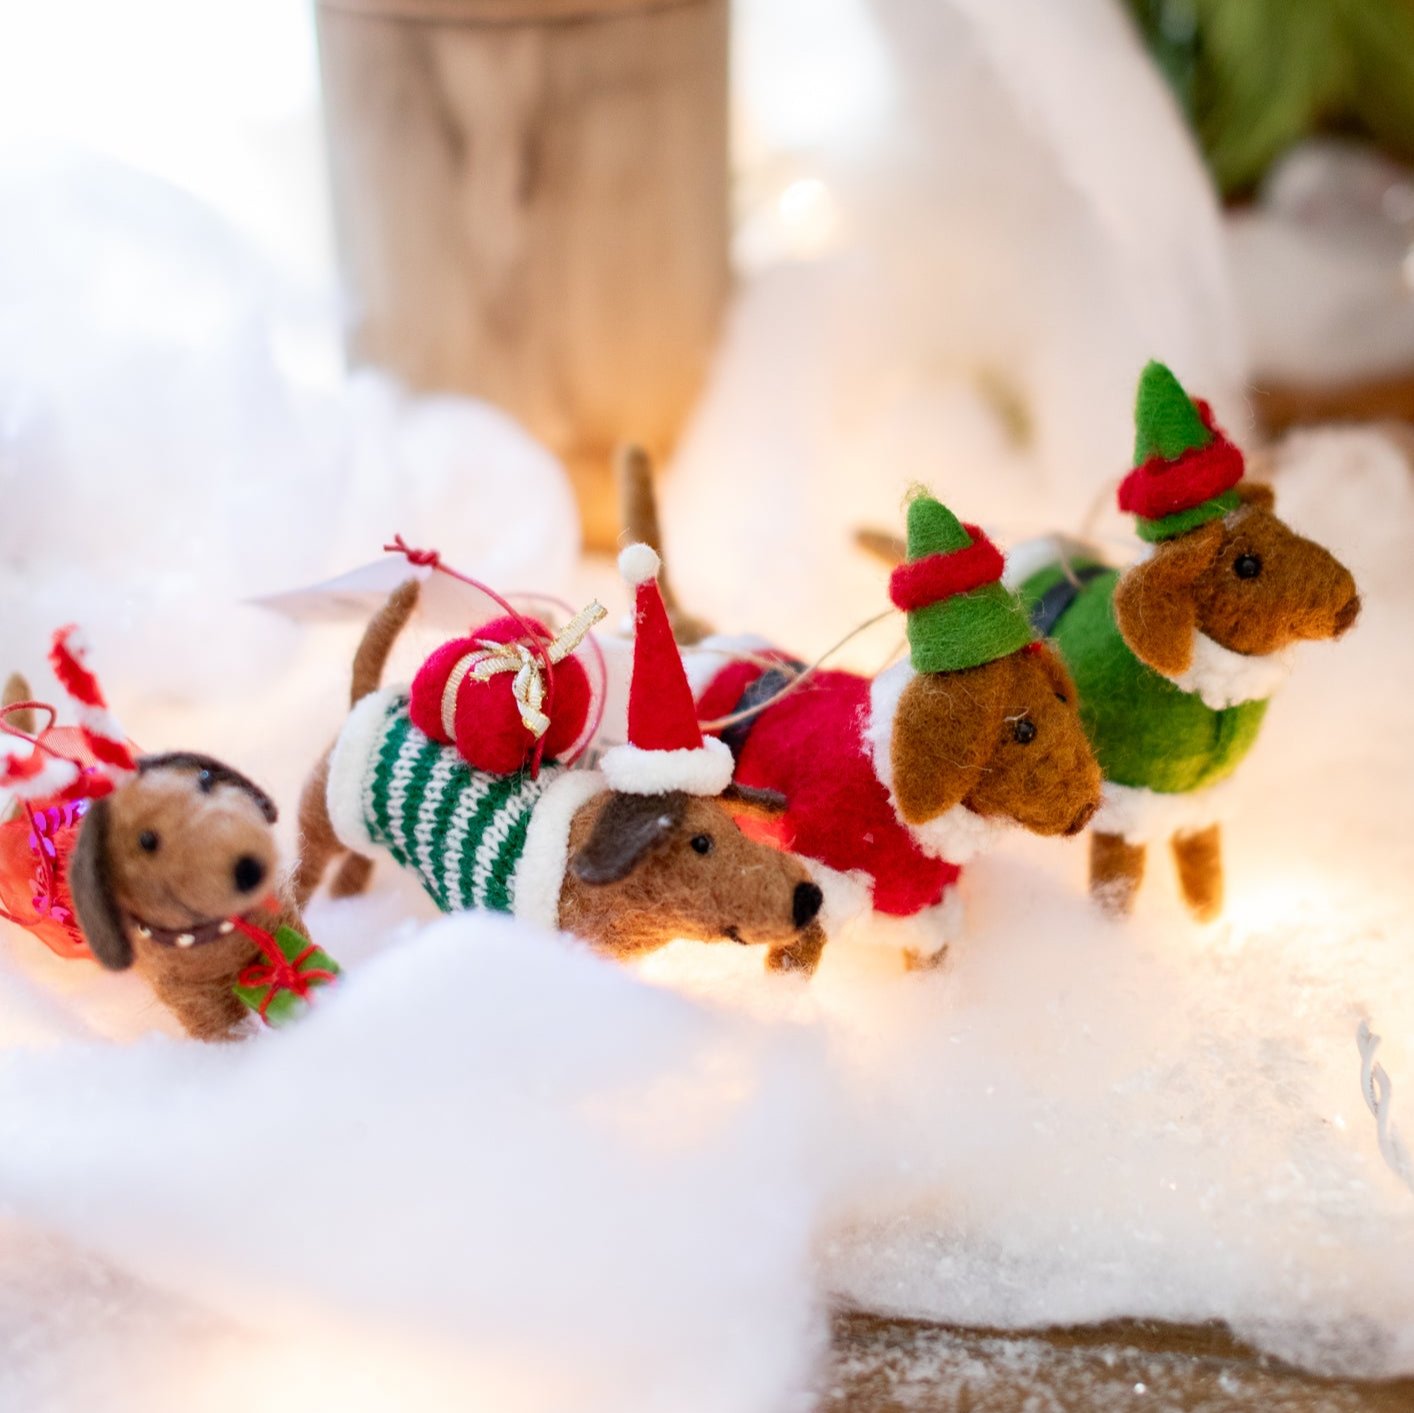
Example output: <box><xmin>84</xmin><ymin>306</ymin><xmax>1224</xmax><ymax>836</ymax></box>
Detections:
<box><xmin>232</xmin><ymin>924</ymin><xmax>340</xmax><ymax>1027</ymax></box>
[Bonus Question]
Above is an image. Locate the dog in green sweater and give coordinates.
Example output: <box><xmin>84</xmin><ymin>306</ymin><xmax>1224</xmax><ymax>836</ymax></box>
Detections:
<box><xmin>1014</xmin><ymin>362</ymin><xmax>1360</xmax><ymax>920</ymax></box>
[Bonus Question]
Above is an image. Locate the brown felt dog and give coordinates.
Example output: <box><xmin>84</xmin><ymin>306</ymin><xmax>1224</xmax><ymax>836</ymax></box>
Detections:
<box><xmin>68</xmin><ymin>754</ymin><xmax>307</xmax><ymax>1040</ymax></box>
<box><xmin>297</xmin><ymin>581</ymin><xmax>829</xmax><ymax>974</ymax></box>
<box><xmin>622</xmin><ymin>454</ymin><xmax>1104</xmax><ymax>966</ymax></box>
<box><xmin>1080</xmin><ymin>479</ymin><xmax>1359</xmax><ymax>917</ymax></box>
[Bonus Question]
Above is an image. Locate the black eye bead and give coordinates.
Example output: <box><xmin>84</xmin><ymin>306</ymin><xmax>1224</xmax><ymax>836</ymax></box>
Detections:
<box><xmin>1013</xmin><ymin>717</ymin><xmax>1037</xmax><ymax>745</ymax></box>
<box><xmin>690</xmin><ymin>834</ymin><xmax>714</xmax><ymax>855</ymax></box>
<box><xmin>138</xmin><ymin>830</ymin><xmax>160</xmax><ymax>853</ymax></box>
<box><xmin>1234</xmin><ymin>553</ymin><xmax>1262</xmax><ymax>580</ymax></box>
<box><xmin>197</xmin><ymin>768</ymin><xmax>215</xmax><ymax>793</ymax></box>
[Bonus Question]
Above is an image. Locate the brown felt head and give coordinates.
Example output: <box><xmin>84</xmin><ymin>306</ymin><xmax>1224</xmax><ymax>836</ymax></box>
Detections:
<box><xmin>891</xmin><ymin>644</ymin><xmax>1102</xmax><ymax>836</ymax></box>
<box><xmin>67</xmin><ymin>755</ymin><xmax>283</xmax><ymax>970</ymax></box>
<box><xmin>1114</xmin><ymin>483</ymin><xmax>1361</xmax><ymax>675</ymax></box>
<box><xmin>561</xmin><ymin>790</ymin><xmax>821</xmax><ymax>957</ymax></box>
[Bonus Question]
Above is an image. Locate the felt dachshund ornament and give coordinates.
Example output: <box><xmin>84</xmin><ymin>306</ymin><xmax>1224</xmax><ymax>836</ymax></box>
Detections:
<box><xmin>673</xmin><ymin>485</ymin><xmax>1104</xmax><ymax>966</ymax></box>
<box><xmin>298</xmin><ymin>548</ymin><xmax>828</xmax><ymax>973</ymax></box>
<box><xmin>1015</xmin><ymin>361</ymin><xmax>1361</xmax><ymax>919</ymax></box>
<box><xmin>1</xmin><ymin>632</ymin><xmax>328</xmax><ymax>1041</ymax></box>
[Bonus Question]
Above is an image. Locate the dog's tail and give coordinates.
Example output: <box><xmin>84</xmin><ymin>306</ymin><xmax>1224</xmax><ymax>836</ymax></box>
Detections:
<box><xmin>351</xmin><ymin>579</ymin><xmax>421</xmax><ymax>706</ymax></box>
<box><xmin>854</xmin><ymin>528</ymin><xmax>907</xmax><ymax>568</ymax></box>
<box><xmin>3</xmin><ymin>673</ymin><xmax>34</xmax><ymax>737</ymax></box>
<box><xmin>617</xmin><ymin>444</ymin><xmax>712</xmax><ymax>645</ymax></box>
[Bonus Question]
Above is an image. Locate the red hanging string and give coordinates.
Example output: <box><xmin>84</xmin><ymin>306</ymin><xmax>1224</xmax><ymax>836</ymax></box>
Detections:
<box><xmin>385</xmin><ymin>535</ymin><xmax>585</xmax><ymax>777</ymax></box>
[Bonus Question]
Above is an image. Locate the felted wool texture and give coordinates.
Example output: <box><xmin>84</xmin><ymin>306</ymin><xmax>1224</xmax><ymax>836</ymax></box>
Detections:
<box><xmin>557</xmin><ymin>789</ymin><xmax>816</xmax><ymax>959</ymax></box>
<box><xmin>408</xmin><ymin>616</ymin><xmax>592</xmax><ymax>777</ymax></box>
<box><xmin>1185</xmin><ymin>503</ymin><xmax>1360</xmax><ymax>658</ymax></box>
<box><xmin>1088</xmin><ymin>829</ymin><xmax>1146</xmax><ymax>915</ymax></box>
<box><xmin>1021</xmin><ymin>562</ymin><xmax>1269</xmax><ymax>795</ymax></box>
<box><xmin>696</xmin><ymin>659</ymin><xmax>961</xmax><ymax>917</ymax></box>
<box><xmin>896</xmin><ymin>497</ymin><xmax>1034</xmax><ymax>675</ymax></box>
<box><xmin>1171</xmin><ymin>821</ymin><xmax>1223</xmax><ymax>920</ymax></box>
<box><xmin>1132</xmin><ymin>360</ymin><xmax>1211</xmax><ymax>462</ymax></box>
<box><xmin>886</xmin><ymin>649</ymin><xmax>1100</xmax><ymax>837</ymax></box>
<box><xmin>342</xmin><ymin>691</ymin><xmax>562</xmax><ymax>917</ymax></box>
<box><xmin>1121</xmin><ymin>365</ymin><xmax>1247</xmax><ymax>542</ymax></box>
<box><xmin>907</xmin><ymin>582</ymin><xmax>1035</xmax><ymax>676</ymax></box>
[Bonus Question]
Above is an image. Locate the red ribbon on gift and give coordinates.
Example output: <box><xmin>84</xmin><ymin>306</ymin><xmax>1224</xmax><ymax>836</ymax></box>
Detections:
<box><xmin>231</xmin><ymin>917</ymin><xmax>338</xmax><ymax>1022</ymax></box>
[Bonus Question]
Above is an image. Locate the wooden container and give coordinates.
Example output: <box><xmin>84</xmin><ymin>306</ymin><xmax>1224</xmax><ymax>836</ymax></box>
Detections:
<box><xmin>316</xmin><ymin>0</ymin><xmax>731</xmax><ymax>547</ymax></box>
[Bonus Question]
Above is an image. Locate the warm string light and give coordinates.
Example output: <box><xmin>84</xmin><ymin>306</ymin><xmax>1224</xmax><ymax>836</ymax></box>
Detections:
<box><xmin>1357</xmin><ymin>1020</ymin><xmax>1414</xmax><ymax>1195</ymax></box>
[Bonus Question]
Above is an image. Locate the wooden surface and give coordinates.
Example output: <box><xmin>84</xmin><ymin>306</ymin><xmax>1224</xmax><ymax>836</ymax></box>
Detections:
<box><xmin>1253</xmin><ymin>373</ymin><xmax>1414</xmax><ymax>435</ymax></box>
<box><xmin>316</xmin><ymin>0</ymin><xmax>730</xmax><ymax>547</ymax></box>
<box><xmin>824</xmin><ymin>1315</ymin><xmax>1414</xmax><ymax>1412</ymax></box>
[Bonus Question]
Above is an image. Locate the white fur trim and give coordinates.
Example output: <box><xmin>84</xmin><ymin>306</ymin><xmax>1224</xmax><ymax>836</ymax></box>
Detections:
<box><xmin>512</xmin><ymin>769</ymin><xmax>606</xmax><ymax>930</ymax></box>
<box><xmin>1167</xmin><ymin>633</ymin><xmax>1292</xmax><ymax>710</ymax></box>
<box><xmin>681</xmin><ymin>634</ymin><xmax>775</xmax><ymax>700</ymax></box>
<box><xmin>326</xmin><ymin>685</ymin><xmax>407</xmax><ymax>852</ymax></box>
<box><xmin>1002</xmin><ymin>534</ymin><xmax>1108</xmax><ymax>591</ymax></box>
<box><xmin>800</xmin><ymin>861</ymin><xmax>871</xmax><ymax>936</ymax></box>
<box><xmin>599</xmin><ymin>735</ymin><xmax>734</xmax><ymax>796</ymax></box>
<box><xmin>0</xmin><ymin>746</ymin><xmax>80</xmax><ymax>801</ymax></box>
<box><xmin>1091</xmin><ymin>778</ymin><xmax>1233</xmax><ymax>846</ymax></box>
<box><xmin>846</xmin><ymin>890</ymin><xmax>965</xmax><ymax>957</ymax></box>
<box><xmin>864</xmin><ymin>660</ymin><xmax>1010</xmax><ymax>864</ymax></box>
<box><xmin>618</xmin><ymin>543</ymin><xmax>660</xmax><ymax>586</ymax></box>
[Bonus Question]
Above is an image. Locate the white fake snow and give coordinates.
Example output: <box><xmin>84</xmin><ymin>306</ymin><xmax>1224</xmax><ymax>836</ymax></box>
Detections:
<box><xmin>2</xmin><ymin>2</ymin><xmax>1414</xmax><ymax>1407</ymax></box>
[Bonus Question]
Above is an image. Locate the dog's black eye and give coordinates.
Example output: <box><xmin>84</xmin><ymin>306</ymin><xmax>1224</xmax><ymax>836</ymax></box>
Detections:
<box><xmin>690</xmin><ymin>834</ymin><xmax>714</xmax><ymax>855</ymax></box>
<box><xmin>1012</xmin><ymin>717</ymin><xmax>1037</xmax><ymax>745</ymax></box>
<box><xmin>1054</xmin><ymin>692</ymin><xmax>1068</xmax><ymax>705</ymax></box>
<box><xmin>138</xmin><ymin>830</ymin><xmax>160</xmax><ymax>854</ymax></box>
<box><xmin>197</xmin><ymin>769</ymin><xmax>215</xmax><ymax>793</ymax></box>
<box><xmin>1234</xmin><ymin>553</ymin><xmax>1262</xmax><ymax>580</ymax></box>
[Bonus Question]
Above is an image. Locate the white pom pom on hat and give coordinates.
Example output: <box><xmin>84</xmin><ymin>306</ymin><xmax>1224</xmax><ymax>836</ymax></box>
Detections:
<box><xmin>618</xmin><ymin>542</ymin><xmax>661</xmax><ymax>587</ymax></box>
<box><xmin>605</xmin><ymin>539</ymin><xmax>730</xmax><ymax>795</ymax></box>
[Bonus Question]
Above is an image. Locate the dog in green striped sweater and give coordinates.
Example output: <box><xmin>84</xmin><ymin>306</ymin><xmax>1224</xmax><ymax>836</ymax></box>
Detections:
<box><xmin>296</xmin><ymin>571</ymin><xmax>830</xmax><ymax>972</ymax></box>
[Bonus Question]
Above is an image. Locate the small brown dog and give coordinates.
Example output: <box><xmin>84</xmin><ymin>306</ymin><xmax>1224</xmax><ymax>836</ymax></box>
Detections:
<box><xmin>624</xmin><ymin>458</ymin><xmax>1103</xmax><ymax>965</ymax></box>
<box><xmin>298</xmin><ymin>574</ymin><xmax>829</xmax><ymax>973</ymax></box>
<box><xmin>69</xmin><ymin>753</ymin><xmax>308</xmax><ymax>1040</ymax></box>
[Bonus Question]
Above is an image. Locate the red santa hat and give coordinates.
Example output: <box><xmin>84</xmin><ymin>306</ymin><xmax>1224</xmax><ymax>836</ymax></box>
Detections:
<box><xmin>0</xmin><ymin>627</ymin><xmax>134</xmax><ymax>803</ymax></box>
<box><xmin>600</xmin><ymin>544</ymin><xmax>733</xmax><ymax>796</ymax></box>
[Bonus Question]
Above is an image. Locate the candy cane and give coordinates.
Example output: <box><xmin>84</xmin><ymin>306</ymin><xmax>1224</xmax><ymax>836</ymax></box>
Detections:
<box><xmin>49</xmin><ymin>627</ymin><xmax>136</xmax><ymax>775</ymax></box>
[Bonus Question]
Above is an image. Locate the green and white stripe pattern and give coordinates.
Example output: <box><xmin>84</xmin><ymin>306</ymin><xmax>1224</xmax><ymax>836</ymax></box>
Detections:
<box><xmin>334</xmin><ymin>689</ymin><xmax>562</xmax><ymax>915</ymax></box>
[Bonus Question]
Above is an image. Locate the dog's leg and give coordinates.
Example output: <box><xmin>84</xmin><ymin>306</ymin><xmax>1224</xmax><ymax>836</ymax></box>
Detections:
<box><xmin>1090</xmin><ymin>831</ymin><xmax>1145</xmax><ymax>915</ymax></box>
<box><xmin>767</xmin><ymin>920</ymin><xmax>827</xmax><ymax>976</ymax></box>
<box><xmin>1172</xmin><ymin>824</ymin><xmax>1223</xmax><ymax>922</ymax></box>
<box><xmin>330</xmin><ymin>853</ymin><xmax>375</xmax><ymax>898</ymax></box>
<box><xmin>294</xmin><ymin>752</ymin><xmax>341</xmax><ymax>907</ymax></box>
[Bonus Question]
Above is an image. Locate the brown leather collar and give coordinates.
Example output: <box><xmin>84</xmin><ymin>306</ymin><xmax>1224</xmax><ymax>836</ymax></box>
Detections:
<box><xmin>127</xmin><ymin>913</ymin><xmax>242</xmax><ymax>950</ymax></box>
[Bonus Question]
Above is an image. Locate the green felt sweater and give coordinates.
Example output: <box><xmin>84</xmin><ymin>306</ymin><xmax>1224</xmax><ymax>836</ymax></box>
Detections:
<box><xmin>1020</xmin><ymin>562</ymin><xmax>1268</xmax><ymax>795</ymax></box>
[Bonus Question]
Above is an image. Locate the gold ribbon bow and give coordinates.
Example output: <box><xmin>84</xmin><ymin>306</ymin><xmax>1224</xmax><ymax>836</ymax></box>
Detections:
<box><xmin>440</xmin><ymin>600</ymin><xmax>607</xmax><ymax>741</ymax></box>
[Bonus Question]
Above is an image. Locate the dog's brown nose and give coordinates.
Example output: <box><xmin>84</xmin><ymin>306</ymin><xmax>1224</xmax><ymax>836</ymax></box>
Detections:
<box><xmin>233</xmin><ymin>854</ymin><xmax>267</xmax><ymax>894</ymax></box>
<box><xmin>1333</xmin><ymin>593</ymin><xmax>1361</xmax><ymax>638</ymax></box>
<box><xmin>1065</xmin><ymin>800</ymin><xmax>1099</xmax><ymax>836</ymax></box>
<box><xmin>793</xmin><ymin>881</ymin><xmax>823</xmax><ymax>929</ymax></box>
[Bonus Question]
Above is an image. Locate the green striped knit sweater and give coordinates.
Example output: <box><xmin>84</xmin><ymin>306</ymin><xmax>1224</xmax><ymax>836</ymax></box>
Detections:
<box><xmin>326</xmin><ymin>688</ymin><xmax>605</xmax><ymax>925</ymax></box>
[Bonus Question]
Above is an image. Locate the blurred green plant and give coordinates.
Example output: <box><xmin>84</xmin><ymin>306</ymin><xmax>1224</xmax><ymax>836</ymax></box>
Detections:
<box><xmin>1125</xmin><ymin>0</ymin><xmax>1414</xmax><ymax>195</ymax></box>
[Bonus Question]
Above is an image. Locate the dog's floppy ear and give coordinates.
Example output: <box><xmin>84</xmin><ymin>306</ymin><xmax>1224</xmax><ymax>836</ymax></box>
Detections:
<box><xmin>570</xmin><ymin>792</ymin><xmax>686</xmax><ymax>886</ymax></box>
<box><xmin>720</xmin><ymin>781</ymin><xmax>788</xmax><ymax>819</ymax></box>
<box><xmin>1113</xmin><ymin>520</ymin><xmax>1224</xmax><ymax>677</ymax></box>
<box><xmin>1236</xmin><ymin>480</ymin><xmax>1275</xmax><ymax>512</ymax></box>
<box><xmin>1025</xmin><ymin>642</ymin><xmax>1079</xmax><ymax>703</ymax></box>
<box><xmin>890</xmin><ymin>660</ymin><xmax>1008</xmax><ymax>824</ymax></box>
<box><xmin>67</xmin><ymin>797</ymin><xmax>133</xmax><ymax>971</ymax></box>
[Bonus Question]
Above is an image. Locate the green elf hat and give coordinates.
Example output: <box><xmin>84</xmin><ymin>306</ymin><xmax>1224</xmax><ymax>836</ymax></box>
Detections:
<box><xmin>888</xmin><ymin>491</ymin><xmax>1034</xmax><ymax>674</ymax></box>
<box><xmin>1118</xmin><ymin>361</ymin><xmax>1244</xmax><ymax>542</ymax></box>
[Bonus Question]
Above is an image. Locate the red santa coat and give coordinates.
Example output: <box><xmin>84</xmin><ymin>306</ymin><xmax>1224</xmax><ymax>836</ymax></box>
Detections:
<box><xmin>695</xmin><ymin>659</ymin><xmax>959</xmax><ymax>917</ymax></box>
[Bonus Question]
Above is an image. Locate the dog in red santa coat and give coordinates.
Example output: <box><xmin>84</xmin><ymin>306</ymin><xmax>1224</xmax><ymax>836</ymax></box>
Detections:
<box><xmin>615</xmin><ymin>477</ymin><xmax>1103</xmax><ymax>965</ymax></box>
